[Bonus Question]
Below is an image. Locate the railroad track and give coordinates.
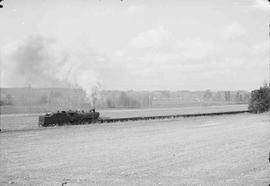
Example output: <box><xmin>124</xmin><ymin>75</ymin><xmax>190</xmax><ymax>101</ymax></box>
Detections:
<box><xmin>1</xmin><ymin>110</ymin><xmax>250</xmax><ymax>133</ymax></box>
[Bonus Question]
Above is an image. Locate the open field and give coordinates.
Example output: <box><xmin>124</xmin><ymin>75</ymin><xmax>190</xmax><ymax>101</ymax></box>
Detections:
<box><xmin>0</xmin><ymin>104</ymin><xmax>248</xmax><ymax>131</ymax></box>
<box><xmin>1</xmin><ymin>112</ymin><xmax>269</xmax><ymax>185</ymax></box>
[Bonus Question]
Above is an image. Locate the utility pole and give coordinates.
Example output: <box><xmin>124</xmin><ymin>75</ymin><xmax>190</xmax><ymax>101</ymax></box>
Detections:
<box><xmin>268</xmin><ymin>0</ymin><xmax>270</xmax><ymax>87</ymax></box>
<box><xmin>269</xmin><ymin>18</ymin><xmax>270</xmax><ymax>87</ymax></box>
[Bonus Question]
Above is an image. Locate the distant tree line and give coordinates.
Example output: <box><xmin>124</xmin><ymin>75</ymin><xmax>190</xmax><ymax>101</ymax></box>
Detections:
<box><xmin>0</xmin><ymin>88</ymin><xmax>250</xmax><ymax>110</ymax></box>
<box><xmin>104</xmin><ymin>92</ymin><xmax>144</xmax><ymax>108</ymax></box>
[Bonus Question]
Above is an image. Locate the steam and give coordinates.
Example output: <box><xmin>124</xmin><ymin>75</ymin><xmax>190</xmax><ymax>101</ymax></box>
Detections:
<box><xmin>0</xmin><ymin>35</ymin><xmax>102</xmax><ymax>105</ymax></box>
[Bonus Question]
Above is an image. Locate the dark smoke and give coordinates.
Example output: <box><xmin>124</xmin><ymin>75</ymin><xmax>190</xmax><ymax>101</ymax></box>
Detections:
<box><xmin>0</xmin><ymin>35</ymin><xmax>102</xmax><ymax>105</ymax></box>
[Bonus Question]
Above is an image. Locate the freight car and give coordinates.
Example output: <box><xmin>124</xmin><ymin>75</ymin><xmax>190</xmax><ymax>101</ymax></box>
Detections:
<box><xmin>39</xmin><ymin>110</ymin><xmax>100</xmax><ymax>127</ymax></box>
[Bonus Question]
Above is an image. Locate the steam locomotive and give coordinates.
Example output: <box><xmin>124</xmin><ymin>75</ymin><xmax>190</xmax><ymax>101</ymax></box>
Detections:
<box><xmin>39</xmin><ymin>109</ymin><xmax>100</xmax><ymax>127</ymax></box>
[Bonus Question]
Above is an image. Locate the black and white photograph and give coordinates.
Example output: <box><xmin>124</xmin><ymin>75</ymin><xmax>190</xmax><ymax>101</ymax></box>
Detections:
<box><xmin>0</xmin><ymin>0</ymin><xmax>270</xmax><ymax>185</ymax></box>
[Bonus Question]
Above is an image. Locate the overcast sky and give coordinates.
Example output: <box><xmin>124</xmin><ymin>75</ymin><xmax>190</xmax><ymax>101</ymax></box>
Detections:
<box><xmin>0</xmin><ymin>0</ymin><xmax>270</xmax><ymax>91</ymax></box>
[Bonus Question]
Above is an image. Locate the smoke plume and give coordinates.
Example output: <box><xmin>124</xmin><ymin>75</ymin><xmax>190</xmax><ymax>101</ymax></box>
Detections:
<box><xmin>0</xmin><ymin>35</ymin><xmax>102</xmax><ymax>105</ymax></box>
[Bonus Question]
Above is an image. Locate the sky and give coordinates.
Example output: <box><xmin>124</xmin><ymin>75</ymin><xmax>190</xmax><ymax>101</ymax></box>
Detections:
<box><xmin>0</xmin><ymin>0</ymin><xmax>270</xmax><ymax>91</ymax></box>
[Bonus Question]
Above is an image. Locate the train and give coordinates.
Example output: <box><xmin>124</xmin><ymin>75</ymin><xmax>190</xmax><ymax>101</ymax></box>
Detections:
<box><xmin>38</xmin><ymin>109</ymin><xmax>250</xmax><ymax>127</ymax></box>
<box><xmin>38</xmin><ymin>109</ymin><xmax>100</xmax><ymax>127</ymax></box>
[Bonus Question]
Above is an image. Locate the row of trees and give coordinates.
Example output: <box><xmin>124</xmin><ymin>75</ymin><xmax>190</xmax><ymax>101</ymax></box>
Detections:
<box><xmin>203</xmin><ymin>90</ymin><xmax>249</xmax><ymax>103</ymax></box>
<box><xmin>103</xmin><ymin>92</ymin><xmax>153</xmax><ymax>108</ymax></box>
<box><xmin>105</xmin><ymin>92</ymin><xmax>141</xmax><ymax>108</ymax></box>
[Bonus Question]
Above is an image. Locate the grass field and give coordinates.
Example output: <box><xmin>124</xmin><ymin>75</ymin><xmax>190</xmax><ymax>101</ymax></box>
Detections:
<box><xmin>0</xmin><ymin>104</ymin><xmax>248</xmax><ymax>131</ymax></box>
<box><xmin>0</xmin><ymin>112</ymin><xmax>269</xmax><ymax>185</ymax></box>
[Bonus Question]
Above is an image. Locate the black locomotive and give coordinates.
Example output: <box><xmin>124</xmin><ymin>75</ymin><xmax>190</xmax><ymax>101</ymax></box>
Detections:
<box><xmin>39</xmin><ymin>109</ymin><xmax>100</xmax><ymax>127</ymax></box>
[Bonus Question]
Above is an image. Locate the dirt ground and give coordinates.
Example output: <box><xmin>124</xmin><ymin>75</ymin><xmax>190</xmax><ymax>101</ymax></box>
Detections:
<box><xmin>0</xmin><ymin>112</ymin><xmax>269</xmax><ymax>186</ymax></box>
